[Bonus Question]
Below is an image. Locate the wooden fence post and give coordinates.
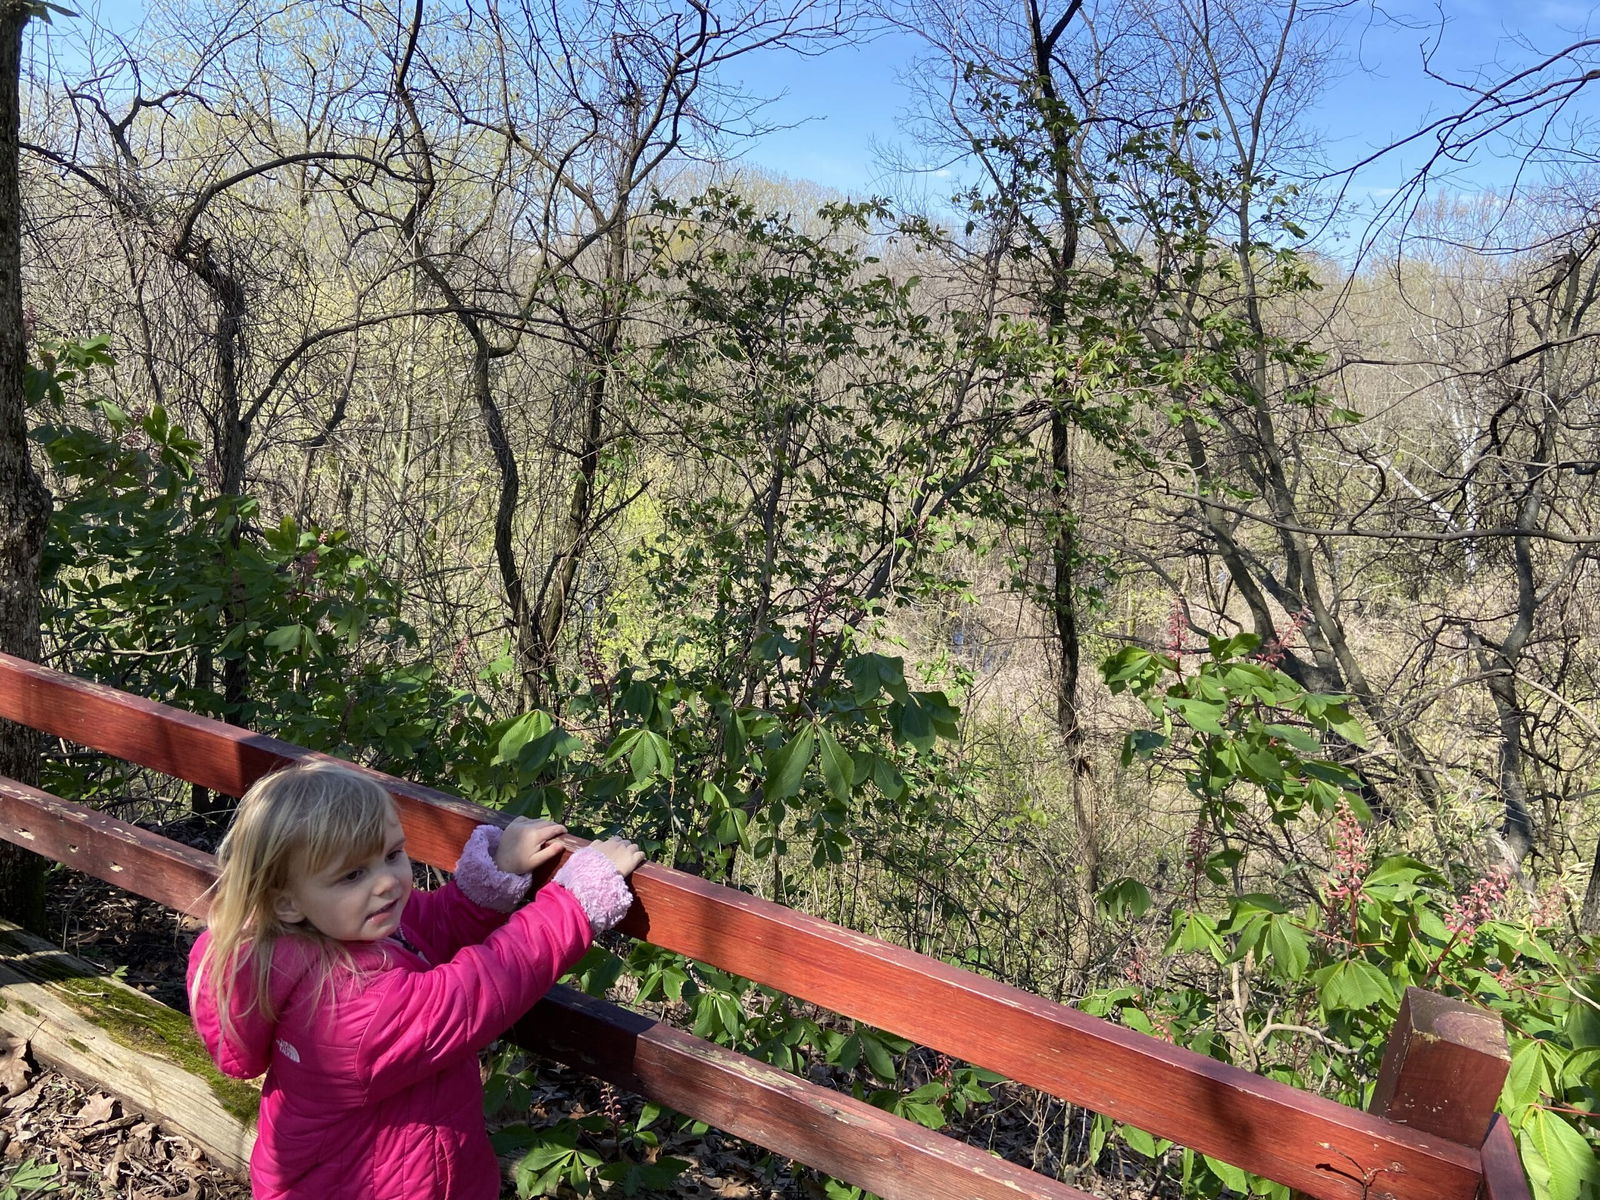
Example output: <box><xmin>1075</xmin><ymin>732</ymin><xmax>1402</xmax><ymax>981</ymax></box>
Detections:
<box><xmin>1372</xmin><ymin>987</ymin><xmax>1531</xmax><ymax>1200</ymax></box>
<box><xmin>1369</xmin><ymin>987</ymin><xmax>1510</xmax><ymax>1146</ymax></box>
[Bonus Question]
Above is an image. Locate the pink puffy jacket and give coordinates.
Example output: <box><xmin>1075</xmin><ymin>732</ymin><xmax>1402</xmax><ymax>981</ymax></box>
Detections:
<box><xmin>188</xmin><ymin>836</ymin><xmax>627</xmax><ymax>1200</ymax></box>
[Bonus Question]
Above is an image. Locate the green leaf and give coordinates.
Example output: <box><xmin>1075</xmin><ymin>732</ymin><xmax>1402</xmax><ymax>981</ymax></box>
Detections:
<box><xmin>817</xmin><ymin>726</ymin><xmax>853</xmax><ymax>803</ymax></box>
<box><xmin>619</xmin><ymin>678</ymin><xmax>657</xmax><ymax>721</ymax></box>
<box><xmin>889</xmin><ymin>695</ymin><xmax>936</xmax><ymax>752</ymax></box>
<box><xmin>1168</xmin><ymin>910</ymin><xmax>1225</xmax><ymax>959</ymax></box>
<box><xmin>4</xmin><ymin>1157</ymin><xmax>60</xmax><ymax>1190</ymax></box>
<box><xmin>1121</xmin><ymin>1007</ymin><xmax>1155</xmax><ymax>1036</ymax></box>
<box><xmin>629</xmin><ymin>730</ymin><xmax>675</xmax><ymax>782</ymax></box>
<box><xmin>1123</xmin><ymin>728</ymin><xmax>1168</xmax><ymax>762</ymax></box>
<box><xmin>1204</xmin><ymin>1154</ymin><xmax>1249</xmax><ymax>1193</ymax></box>
<box><xmin>871</xmin><ymin>754</ymin><xmax>906</xmax><ymax>800</ymax></box>
<box><xmin>1229</xmin><ymin>893</ymin><xmax>1290</xmax><ymax>917</ymax></box>
<box><xmin>1240</xmin><ymin>743</ymin><xmax>1286</xmax><ymax>783</ymax></box>
<box><xmin>1504</xmin><ymin>1040</ymin><xmax>1553</xmax><ymax>1111</ymax></box>
<box><xmin>1101</xmin><ymin>647</ymin><xmax>1175</xmax><ymax>692</ymax></box>
<box><xmin>764</xmin><ymin>725</ymin><xmax>816</xmax><ymax>802</ymax></box>
<box><xmin>1166</xmin><ymin>695</ymin><xmax>1226</xmax><ymax>734</ymax></box>
<box><xmin>1522</xmin><ymin>1108</ymin><xmax>1600</xmax><ymax>1200</ymax></box>
<box><xmin>1318</xmin><ymin>701</ymin><xmax>1368</xmax><ymax>747</ymax></box>
<box><xmin>1097</xmin><ymin>877</ymin><xmax>1153</xmax><ymax>920</ymax></box>
<box><xmin>262</xmin><ymin>623</ymin><xmax>317</xmax><ymax>657</ymax></box>
<box><xmin>1363</xmin><ymin>855</ymin><xmax>1441</xmax><ymax>899</ymax></box>
<box><xmin>1122</xmin><ymin>1124</ymin><xmax>1158</xmax><ymax>1158</ymax></box>
<box><xmin>496</xmin><ymin>711</ymin><xmax>554</xmax><ymax>764</ymax></box>
<box><xmin>1562</xmin><ymin>992</ymin><xmax>1600</xmax><ymax>1049</ymax></box>
<box><xmin>1088</xmin><ymin>1114</ymin><xmax>1108</xmax><ymax>1164</ymax></box>
<box><xmin>842</xmin><ymin>654</ymin><xmax>884</xmax><ymax>702</ymax></box>
<box><xmin>859</xmin><ymin>1033</ymin><xmax>897</xmax><ymax>1082</ymax></box>
<box><xmin>1313</xmin><ymin>959</ymin><xmax>1393</xmax><ymax>1012</ymax></box>
<box><xmin>1561</xmin><ymin>1048</ymin><xmax>1600</xmax><ymax>1087</ymax></box>
<box><xmin>1263</xmin><ymin>723</ymin><xmax>1319</xmax><ymax>752</ymax></box>
<box><xmin>1261</xmin><ymin>915</ymin><xmax>1310</xmax><ymax>979</ymax></box>
<box><xmin>1207</xmin><ymin>632</ymin><xmax>1261</xmax><ymax>659</ymax></box>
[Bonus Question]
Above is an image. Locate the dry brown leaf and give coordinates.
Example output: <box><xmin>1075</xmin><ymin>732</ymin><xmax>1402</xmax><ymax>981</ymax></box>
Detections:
<box><xmin>101</xmin><ymin>1140</ymin><xmax>126</xmax><ymax>1183</ymax></box>
<box><xmin>75</xmin><ymin>1092</ymin><xmax>117</xmax><ymax>1125</ymax></box>
<box><xmin>0</xmin><ymin>1036</ymin><xmax>31</xmax><ymax>1097</ymax></box>
<box><xmin>2</xmin><ymin>1085</ymin><xmax>43</xmax><ymax>1116</ymax></box>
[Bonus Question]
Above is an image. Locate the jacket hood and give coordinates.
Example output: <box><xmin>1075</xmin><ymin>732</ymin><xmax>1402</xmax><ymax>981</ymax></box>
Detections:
<box><xmin>188</xmin><ymin>929</ymin><xmax>338</xmax><ymax>1080</ymax></box>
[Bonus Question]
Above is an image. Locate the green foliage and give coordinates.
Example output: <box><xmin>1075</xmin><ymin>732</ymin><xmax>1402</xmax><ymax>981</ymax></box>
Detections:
<box><xmin>27</xmin><ymin>335</ymin><xmax>483</xmax><ymax>787</ymax></box>
<box><xmin>487</xmin><ymin>1096</ymin><xmax>692</xmax><ymax>1200</ymax></box>
<box><xmin>0</xmin><ymin>1158</ymin><xmax>59</xmax><ymax>1200</ymax></box>
<box><xmin>459</xmin><ymin>641</ymin><xmax>990</xmax><ymax>1193</ymax></box>
<box><xmin>629</xmin><ymin>190</ymin><xmax>1080</xmax><ymax>701</ymax></box>
<box><xmin>1093</xmin><ymin>634</ymin><xmax>1599</xmax><ymax>1200</ymax></box>
<box><xmin>1103</xmin><ymin>634</ymin><xmax>1368</xmax><ymax>827</ymax></box>
<box><xmin>29</xmin><ymin>333</ymin><xmax>990</xmax><ymax>1192</ymax></box>
<box><xmin>458</xmin><ymin>645</ymin><xmax>961</xmax><ymax>882</ymax></box>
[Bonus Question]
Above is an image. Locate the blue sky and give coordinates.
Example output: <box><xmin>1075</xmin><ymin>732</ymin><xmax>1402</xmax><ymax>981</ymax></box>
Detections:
<box><xmin>729</xmin><ymin>2</ymin><xmax>1600</xmax><ymax>209</ymax></box>
<box><xmin>724</xmin><ymin>29</ymin><xmax>928</xmax><ymax>198</ymax></box>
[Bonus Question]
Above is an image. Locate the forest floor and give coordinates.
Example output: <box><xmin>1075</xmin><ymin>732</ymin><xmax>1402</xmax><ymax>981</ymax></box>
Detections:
<box><xmin>0</xmin><ymin>1056</ymin><xmax>817</xmax><ymax>1199</ymax></box>
<box><xmin>2</xmin><ymin>842</ymin><xmax>1084</xmax><ymax>1200</ymax></box>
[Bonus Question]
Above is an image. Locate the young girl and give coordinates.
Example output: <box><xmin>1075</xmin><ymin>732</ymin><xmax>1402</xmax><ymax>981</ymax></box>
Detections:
<box><xmin>187</xmin><ymin>760</ymin><xmax>645</xmax><ymax>1200</ymax></box>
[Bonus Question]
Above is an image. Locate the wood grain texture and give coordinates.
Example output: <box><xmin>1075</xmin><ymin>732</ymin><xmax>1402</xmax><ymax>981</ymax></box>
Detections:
<box><xmin>0</xmin><ymin>655</ymin><xmax>1486</xmax><ymax>1200</ymax></box>
<box><xmin>529</xmin><ymin>985</ymin><xmax>1096</xmax><ymax>1200</ymax></box>
<box><xmin>1370</xmin><ymin>989</ymin><xmax>1511</xmax><ymax>1148</ymax></box>
<box><xmin>0</xmin><ymin>918</ymin><xmax>258</xmax><ymax>1175</ymax></box>
<box><xmin>615</xmin><ymin>874</ymin><xmax>1486</xmax><ymax>1200</ymax></box>
<box><xmin>1478</xmin><ymin>1117</ymin><xmax>1531</xmax><ymax>1200</ymax></box>
<box><xmin>0</xmin><ymin>775</ymin><xmax>215</xmax><ymax>916</ymax></box>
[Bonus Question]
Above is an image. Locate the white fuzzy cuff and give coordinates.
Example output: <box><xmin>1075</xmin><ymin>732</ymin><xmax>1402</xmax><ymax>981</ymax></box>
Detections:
<box><xmin>553</xmin><ymin>847</ymin><xmax>635</xmax><ymax>933</ymax></box>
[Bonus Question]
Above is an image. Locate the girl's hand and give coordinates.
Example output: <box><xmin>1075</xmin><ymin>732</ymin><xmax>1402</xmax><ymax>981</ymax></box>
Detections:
<box><xmin>495</xmin><ymin>818</ymin><xmax>568</xmax><ymax>874</ymax></box>
<box><xmin>591</xmin><ymin>836</ymin><xmax>646</xmax><ymax>879</ymax></box>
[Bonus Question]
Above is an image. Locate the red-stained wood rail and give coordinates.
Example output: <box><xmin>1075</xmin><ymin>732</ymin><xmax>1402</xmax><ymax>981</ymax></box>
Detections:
<box><xmin>0</xmin><ymin>653</ymin><xmax>1530</xmax><ymax>1200</ymax></box>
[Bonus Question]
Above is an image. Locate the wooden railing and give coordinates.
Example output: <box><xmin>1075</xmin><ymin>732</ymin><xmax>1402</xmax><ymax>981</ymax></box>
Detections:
<box><xmin>0</xmin><ymin>653</ymin><xmax>1531</xmax><ymax>1200</ymax></box>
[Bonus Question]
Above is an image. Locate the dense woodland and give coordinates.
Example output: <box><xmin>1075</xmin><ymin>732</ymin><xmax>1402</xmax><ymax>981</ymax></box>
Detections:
<box><xmin>1</xmin><ymin>0</ymin><xmax>1598</xmax><ymax>1197</ymax></box>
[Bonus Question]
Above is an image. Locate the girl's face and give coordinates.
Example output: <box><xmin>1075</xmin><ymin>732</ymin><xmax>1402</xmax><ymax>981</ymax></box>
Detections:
<box><xmin>272</xmin><ymin>812</ymin><xmax>413</xmax><ymax>942</ymax></box>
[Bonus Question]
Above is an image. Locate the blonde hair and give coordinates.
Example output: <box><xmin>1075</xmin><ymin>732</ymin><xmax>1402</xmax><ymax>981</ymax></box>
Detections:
<box><xmin>192</xmin><ymin>761</ymin><xmax>398</xmax><ymax>1039</ymax></box>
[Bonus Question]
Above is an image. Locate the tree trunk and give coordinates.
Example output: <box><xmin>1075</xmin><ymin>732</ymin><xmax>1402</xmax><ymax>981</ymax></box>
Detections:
<box><xmin>467</xmin><ymin>333</ymin><xmax>540</xmax><ymax>709</ymax></box>
<box><xmin>0</xmin><ymin>0</ymin><xmax>49</xmax><ymax>927</ymax></box>
<box><xmin>189</xmin><ymin>243</ymin><xmax>252</xmax><ymax>730</ymax></box>
<box><xmin>532</xmin><ymin>218</ymin><xmax>630</xmax><ymax>706</ymax></box>
<box><xmin>1581</xmin><ymin>833</ymin><xmax>1600</xmax><ymax>934</ymax></box>
<box><xmin>1021</xmin><ymin>1</ymin><xmax>1105</xmax><ymax>897</ymax></box>
<box><xmin>1050</xmin><ymin>407</ymin><xmax>1100</xmax><ymax>893</ymax></box>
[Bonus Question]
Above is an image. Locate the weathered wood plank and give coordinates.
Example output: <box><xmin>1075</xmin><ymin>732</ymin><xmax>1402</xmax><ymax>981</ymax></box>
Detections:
<box><xmin>0</xmin><ymin>917</ymin><xmax>258</xmax><ymax>1175</ymax></box>
<box><xmin>0</xmin><ymin>655</ymin><xmax>1486</xmax><ymax>1200</ymax></box>
<box><xmin>0</xmin><ymin>770</ymin><xmax>1091</xmax><ymax>1199</ymax></box>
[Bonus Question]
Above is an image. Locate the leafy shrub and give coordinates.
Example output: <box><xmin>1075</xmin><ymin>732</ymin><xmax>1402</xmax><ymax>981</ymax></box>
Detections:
<box><xmin>1091</xmin><ymin>633</ymin><xmax>1599</xmax><ymax>1200</ymax></box>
